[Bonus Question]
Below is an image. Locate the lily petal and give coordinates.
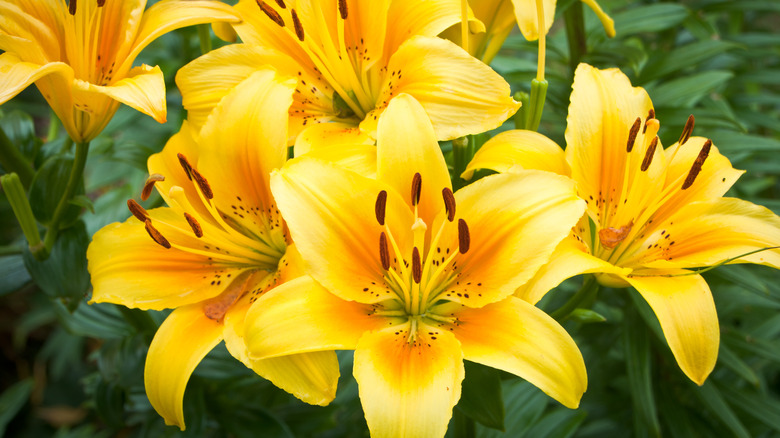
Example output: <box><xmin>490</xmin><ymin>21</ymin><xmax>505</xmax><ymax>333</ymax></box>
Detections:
<box><xmin>462</xmin><ymin>129</ymin><xmax>569</xmax><ymax>180</ymax></box>
<box><xmin>245</xmin><ymin>276</ymin><xmax>386</xmax><ymax>359</ymax></box>
<box><xmin>294</xmin><ymin>121</ymin><xmax>374</xmax><ymax>157</ymax></box>
<box><xmin>144</xmin><ymin>304</ymin><xmax>223</xmax><ymax>429</ymax></box>
<box><xmin>451</xmin><ymin>296</ymin><xmax>586</xmax><ymax>408</ymax></box>
<box><xmin>73</xmin><ymin>64</ymin><xmax>166</xmax><ymax>123</ymax></box>
<box><xmin>0</xmin><ymin>53</ymin><xmax>72</xmax><ymax>105</ymax></box>
<box><xmin>624</xmin><ymin>272</ymin><xmax>719</xmax><ymax>385</ymax></box>
<box><xmin>437</xmin><ymin>171</ymin><xmax>585</xmax><ymax>307</ymax></box>
<box><xmin>365</xmin><ymin>36</ymin><xmax>519</xmax><ymax>141</ymax></box>
<box><xmin>511</xmin><ymin>0</ymin><xmax>555</xmax><ymax>41</ymax></box>
<box><xmin>270</xmin><ymin>157</ymin><xmax>415</xmax><ymax>304</ymax></box>
<box><xmin>353</xmin><ymin>325</ymin><xmax>464</xmax><ymax>438</ymax></box>
<box><xmin>0</xmin><ymin>2</ymin><xmax>59</xmax><ymax>63</ymax></box>
<box><xmin>250</xmin><ymin>353</ymin><xmax>340</xmax><ymax>406</ymax></box>
<box><xmin>296</xmin><ymin>142</ymin><xmax>378</xmax><ymax>179</ymax></box>
<box><xmin>377</xmin><ymin>94</ymin><xmax>451</xmax><ymax>225</ymax></box>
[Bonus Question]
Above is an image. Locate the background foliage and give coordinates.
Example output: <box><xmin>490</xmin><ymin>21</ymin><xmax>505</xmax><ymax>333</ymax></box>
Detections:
<box><xmin>1</xmin><ymin>0</ymin><xmax>778</xmax><ymax>436</ymax></box>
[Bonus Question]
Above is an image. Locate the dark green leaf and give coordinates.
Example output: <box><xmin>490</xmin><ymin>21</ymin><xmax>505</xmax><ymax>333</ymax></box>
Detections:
<box><xmin>613</xmin><ymin>4</ymin><xmax>689</xmax><ymax>36</ymax></box>
<box><xmin>640</xmin><ymin>41</ymin><xmax>739</xmax><ymax>82</ymax></box>
<box><xmin>719</xmin><ymin>383</ymin><xmax>780</xmax><ymax>433</ymax></box>
<box><xmin>456</xmin><ymin>361</ymin><xmax>505</xmax><ymax>431</ymax></box>
<box><xmin>0</xmin><ymin>254</ymin><xmax>31</xmax><ymax>296</ymax></box>
<box><xmin>717</xmin><ymin>343</ymin><xmax>760</xmax><ymax>387</ymax></box>
<box><xmin>0</xmin><ymin>378</ymin><xmax>34</xmax><ymax>436</ymax></box>
<box><xmin>570</xmin><ymin>308</ymin><xmax>607</xmax><ymax>323</ymax></box>
<box><xmin>478</xmin><ymin>380</ymin><xmax>548</xmax><ymax>438</ymax></box>
<box><xmin>522</xmin><ymin>409</ymin><xmax>587</xmax><ymax>438</ymax></box>
<box><xmin>28</xmin><ymin>154</ymin><xmax>84</xmax><ymax>227</ymax></box>
<box><xmin>693</xmin><ymin>381</ymin><xmax>750</xmax><ymax>438</ymax></box>
<box><xmin>23</xmin><ymin>220</ymin><xmax>90</xmax><ymax>302</ymax></box>
<box><xmin>624</xmin><ymin>306</ymin><xmax>660</xmax><ymax>437</ymax></box>
<box><xmin>648</xmin><ymin>71</ymin><xmax>733</xmax><ymax>108</ymax></box>
<box><xmin>0</xmin><ymin>110</ymin><xmax>41</xmax><ymax>161</ymax></box>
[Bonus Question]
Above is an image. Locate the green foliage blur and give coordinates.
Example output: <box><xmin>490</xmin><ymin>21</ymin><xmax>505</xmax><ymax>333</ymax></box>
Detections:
<box><xmin>1</xmin><ymin>0</ymin><xmax>779</xmax><ymax>437</ymax></box>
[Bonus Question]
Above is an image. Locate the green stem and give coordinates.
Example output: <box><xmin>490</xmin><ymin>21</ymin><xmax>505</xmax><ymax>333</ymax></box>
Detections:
<box><xmin>1</xmin><ymin>172</ymin><xmax>42</xmax><ymax>251</ymax></box>
<box><xmin>452</xmin><ymin>136</ymin><xmax>471</xmax><ymax>190</ymax></box>
<box><xmin>37</xmin><ymin>141</ymin><xmax>89</xmax><ymax>260</ymax></box>
<box><xmin>525</xmin><ymin>79</ymin><xmax>548</xmax><ymax>132</ymax></box>
<box><xmin>564</xmin><ymin>0</ymin><xmax>587</xmax><ymax>72</ymax></box>
<box><xmin>551</xmin><ymin>275</ymin><xmax>599</xmax><ymax>322</ymax></box>
<box><xmin>513</xmin><ymin>91</ymin><xmax>530</xmax><ymax>130</ymax></box>
<box><xmin>0</xmin><ymin>125</ymin><xmax>34</xmax><ymax>188</ymax></box>
<box><xmin>198</xmin><ymin>24</ymin><xmax>212</xmax><ymax>55</ymax></box>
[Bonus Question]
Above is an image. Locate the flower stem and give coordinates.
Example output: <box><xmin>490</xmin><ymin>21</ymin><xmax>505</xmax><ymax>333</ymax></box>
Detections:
<box><xmin>452</xmin><ymin>136</ymin><xmax>472</xmax><ymax>190</ymax></box>
<box><xmin>0</xmin><ymin>125</ymin><xmax>34</xmax><ymax>188</ymax></box>
<box><xmin>197</xmin><ymin>24</ymin><xmax>212</xmax><ymax>55</ymax></box>
<box><xmin>565</xmin><ymin>1</ymin><xmax>587</xmax><ymax>72</ymax></box>
<box><xmin>37</xmin><ymin>141</ymin><xmax>89</xmax><ymax>260</ymax></box>
<box><xmin>1</xmin><ymin>172</ymin><xmax>42</xmax><ymax>251</ymax></box>
<box><xmin>552</xmin><ymin>275</ymin><xmax>599</xmax><ymax>322</ymax></box>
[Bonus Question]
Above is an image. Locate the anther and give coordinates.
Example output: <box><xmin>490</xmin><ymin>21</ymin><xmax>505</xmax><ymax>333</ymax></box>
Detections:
<box><xmin>177</xmin><ymin>153</ymin><xmax>193</xmax><ymax>180</ymax></box>
<box><xmin>379</xmin><ymin>232</ymin><xmax>390</xmax><ymax>270</ymax></box>
<box><xmin>141</xmin><ymin>173</ymin><xmax>165</xmax><ymax>201</ymax></box>
<box><xmin>458</xmin><ymin>219</ymin><xmax>470</xmax><ymax>254</ymax></box>
<box><xmin>184</xmin><ymin>212</ymin><xmax>203</xmax><ymax>238</ymax></box>
<box><xmin>338</xmin><ymin>0</ymin><xmax>348</xmax><ymax>19</ymax></box>
<box><xmin>375</xmin><ymin>190</ymin><xmax>387</xmax><ymax>225</ymax></box>
<box><xmin>626</xmin><ymin>117</ymin><xmax>641</xmax><ymax>152</ymax></box>
<box><xmin>274</xmin><ymin>0</ymin><xmax>286</xmax><ymax>8</ymax></box>
<box><xmin>127</xmin><ymin>199</ymin><xmax>149</xmax><ymax>222</ymax></box>
<box><xmin>640</xmin><ymin>136</ymin><xmax>659</xmax><ymax>172</ymax></box>
<box><xmin>97</xmin><ymin>0</ymin><xmax>105</xmax><ymax>6</ymax></box>
<box><xmin>442</xmin><ymin>187</ymin><xmax>456</xmax><ymax>222</ymax></box>
<box><xmin>412</xmin><ymin>247</ymin><xmax>422</xmax><ymax>284</ymax></box>
<box><xmin>681</xmin><ymin>139</ymin><xmax>712</xmax><ymax>190</ymax></box>
<box><xmin>256</xmin><ymin>0</ymin><xmax>285</xmax><ymax>27</ymax></box>
<box><xmin>411</xmin><ymin>173</ymin><xmax>422</xmax><ymax>207</ymax></box>
<box><xmin>190</xmin><ymin>167</ymin><xmax>214</xmax><ymax>199</ymax></box>
<box><xmin>69</xmin><ymin>0</ymin><xmax>76</xmax><ymax>15</ymax></box>
<box><xmin>678</xmin><ymin>115</ymin><xmax>695</xmax><ymax>146</ymax></box>
<box><xmin>291</xmin><ymin>9</ymin><xmax>304</xmax><ymax>41</ymax></box>
<box><xmin>643</xmin><ymin>109</ymin><xmax>655</xmax><ymax>133</ymax></box>
<box><xmin>144</xmin><ymin>219</ymin><xmax>171</xmax><ymax>249</ymax></box>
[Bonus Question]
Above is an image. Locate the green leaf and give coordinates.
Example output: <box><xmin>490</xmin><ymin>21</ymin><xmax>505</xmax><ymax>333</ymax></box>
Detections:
<box><xmin>693</xmin><ymin>381</ymin><xmax>750</xmax><ymax>438</ymax></box>
<box><xmin>69</xmin><ymin>194</ymin><xmax>95</xmax><ymax>214</ymax></box>
<box><xmin>456</xmin><ymin>361</ymin><xmax>505</xmax><ymax>431</ymax></box>
<box><xmin>613</xmin><ymin>4</ymin><xmax>689</xmax><ymax>36</ymax></box>
<box><xmin>723</xmin><ymin>330</ymin><xmax>780</xmax><ymax>364</ymax></box>
<box><xmin>522</xmin><ymin>409</ymin><xmax>587</xmax><ymax>438</ymax></box>
<box><xmin>624</xmin><ymin>305</ymin><xmax>661</xmax><ymax>438</ymax></box>
<box><xmin>93</xmin><ymin>379</ymin><xmax>126</xmax><ymax>429</ymax></box>
<box><xmin>23</xmin><ymin>220</ymin><xmax>90</xmax><ymax>302</ymax></box>
<box><xmin>710</xmin><ymin>131</ymin><xmax>780</xmax><ymax>155</ymax></box>
<box><xmin>0</xmin><ymin>254</ymin><xmax>31</xmax><ymax>296</ymax></box>
<box><xmin>28</xmin><ymin>154</ymin><xmax>84</xmax><ymax>227</ymax></box>
<box><xmin>0</xmin><ymin>378</ymin><xmax>34</xmax><ymax>436</ymax></box>
<box><xmin>570</xmin><ymin>308</ymin><xmax>607</xmax><ymax>323</ymax></box>
<box><xmin>716</xmin><ymin>343</ymin><xmax>760</xmax><ymax>387</ymax></box>
<box><xmin>639</xmin><ymin>41</ymin><xmax>740</xmax><ymax>82</ymax></box>
<box><xmin>478</xmin><ymin>380</ymin><xmax>548</xmax><ymax>438</ymax></box>
<box><xmin>719</xmin><ymin>383</ymin><xmax>780</xmax><ymax>433</ymax></box>
<box><xmin>0</xmin><ymin>110</ymin><xmax>41</xmax><ymax>161</ymax></box>
<box><xmin>648</xmin><ymin>71</ymin><xmax>733</xmax><ymax>108</ymax></box>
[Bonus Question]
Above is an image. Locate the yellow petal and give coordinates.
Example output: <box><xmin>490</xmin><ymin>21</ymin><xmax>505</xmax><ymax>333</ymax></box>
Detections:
<box><xmin>511</xmin><ymin>0</ymin><xmax>556</xmax><ymax>41</ymax></box>
<box><xmin>245</xmin><ymin>276</ymin><xmax>386</xmax><ymax>359</ymax></box>
<box><xmin>73</xmin><ymin>64</ymin><xmax>166</xmax><ymax>124</ymax></box>
<box><xmin>580</xmin><ymin>0</ymin><xmax>616</xmax><ymax>37</ymax></box>
<box><xmin>377</xmin><ymin>93</ymin><xmax>451</xmax><ymax>225</ymax></box>
<box><xmin>624</xmin><ymin>272</ymin><xmax>719</xmax><ymax>385</ymax></box>
<box><xmin>642</xmin><ymin>198</ymin><xmax>780</xmax><ymax>270</ymax></box>
<box><xmin>0</xmin><ymin>53</ymin><xmax>71</xmax><ymax>105</ymax></box>
<box><xmin>462</xmin><ymin>129</ymin><xmax>569</xmax><ymax>180</ymax></box>
<box><xmin>296</xmin><ymin>142</ymin><xmax>378</xmax><ymax>179</ymax></box>
<box><xmin>452</xmin><ymin>296</ymin><xmax>586</xmax><ymax>408</ymax></box>
<box><xmin>294</xmin><ymin>121</ymin><xmax>374</xmax><ymax>157</ymax></box>
<box><xmin>515</xmin><ymin>235</ymin><xmax>631</xmax><ymax>304</ymax></box>
<box><xmin>87</xmin><ymin>210</ymin><xmax>249</xmax><ymax>310</ymax></box>
<box><xmin>0</xmin><ymin>2</ymin><xmax>60</xmax><ymax>63</ymax></box>
<box><xmin>250</xmin><ymin>353</ymin><xmax>340</xmax><ymax>406</ymax></box>
<box><xmin>436</xmin><ymin>171</ymin><xmax>585</xmax><ymax>307</ymax></box>
<box><xmin>144</xmin><ymin>304</ymin><xmax>223</xmax><ymax>429</ymax></box>
<box><xmin>365</xmin><ymin>36</ymin><xmax>519</xmax><ymax>141</ymax></box>
<box><xmin>270</xmin><ymin>157</ymin><xmax>415</xmax><ymax>304</ymax></box>
<box><xmin>353</xmin><ymin>325</ymin><xmax>464</xmax><ymax>438</ymax></box>
<box><xmin>211</xmin><ymin>21</ymin><xmax>237</xmax><ymax>43</ymax></box>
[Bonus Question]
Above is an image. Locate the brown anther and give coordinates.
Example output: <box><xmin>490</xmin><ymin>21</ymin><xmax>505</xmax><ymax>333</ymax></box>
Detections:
<box><xmin>127</xmin><ymin>199</ymin><xmax>149</xmax><ymax>222</ymax></box>
<box><xmin>626</xmin><ymin>117</ymin><xmax>641</xmax><ymax>152</ymax></box>
<box><xmin>411</xmin><ymin>172</ymin><xmax>422</xmax><ymax>207</ymax></box>
<box><xmin>69</xmin><ymin>0</ymin><xmax>76</xmax><ymax>15</ymax></box>
<box><xmin>458</xmin><ymin>219</ymin><xmax>470</xmax><ymax>254</ymax></box>
<box><xmin>338</xmin><ymin>0</ymin><xmax>348</xmax><ymax>19</ymax></box>
<box><xmin>97</xmin><ymin>0</ymin><xmax>105</xmax><ymax>6</ymax></box>
<box><xmin>141</xmin><ymin>173</ymin><xmax>165</xmax><ymax>201</ymax></box>
<box><xmin>412</xmin><ymin>247</ymin><xmax>422</xmax><ymax>284</ymax></box>
<box><xmin>144</xmin><ymin>219</ymin><xmax>171</xmax><ymax>249</ymax></box>
<box><xmin>678</xmin><ymin>114</ymin><xmax>695</xmax><ymax>146</ymax></box>
<box><xmin>682</xmin><ymin>139</ymin><xmax>712</xmax><ymax>190</ymax></box>
<box><xmin>442</xmin><ymin>187</ymin><xmax>456</xmax><ymax>221</ymax></box>
<box><xmin>291</xmin><ymin>9</ymin><xmax>304</xmax><ymax>41</ymax></box>
<box><xmin>177</xmin><ymin>153</ymin><xmax>193</xmax><ymax>180</ymax></box>
<box><xmin>256</xmin><ymin>0</ymin><xmax>285</xmax><ymax>27</ymax></box>
<box><xmin>375</xmin><ymin>190</ymin><xmax>387</xmax><ymax>225</ymax></box>
<box><xmin>274</xmin><ymin>0</ymin><xmax>286</xmax><ymax>8</ymax></box>
<box><xmin>640</xmin><ymin>136</ymin><xmax>659</xmax><ymax>172</ymax></box>
<box><xmin>189</xmin><ymin>167</ymin><xmax>214</xmax><ymax>199</ymax></box>
<box><xmin>598</xmin><ymin>222</ymin><xmax>633</xmax><ymax>249</ymax></box>
<box><xmin>184</xmin><ymin>212</ymin><xmax>203</xmax><ymax>238</ymax></box>
<box><xmin>643</xmin><ymin>109</ymin><xmax>655</xmax><ymax>133</ymax></box>
<box><xmin>379</xmin><ymin>232</ymin><xmax>390</xmax><ymax>270</ymax></box>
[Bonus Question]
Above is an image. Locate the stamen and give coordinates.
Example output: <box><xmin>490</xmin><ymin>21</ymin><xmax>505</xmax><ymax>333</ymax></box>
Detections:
<box><xmin>256</xmin><ymin>0</ymin><xmax>285</xmax><ymax>27</ymax></box>
<box><xmin>127</xmin><ymin>199</ymin><xmax>149</xmax><ymax>222</ymax></box>
<box><xmin>379</xmin><ymin>232</ymin><xmax>390</xmax><ymax>270</ymax></box>
<box><xmin>458</xmin><ymin>219</ymin><xmax>470</xmax><ymax>254</ymax></box>
<box><xmin>678</xmin><ymin>115</ymin><xmax>695</xmax><ymax>146</ymax></box>
<box><xmin>626</xmin><ymin>117</ymin><xmax>641</xmax><ymax>152</ymax></box>
<box><xmin>375</xmin><ymin>190</ymin><xmax>387</xmax><ymax>225</ymax></box>
<box><xmin>643</xmin><ymin>109</ymin><xmax>655</xmax><ymax>133</ymax></box>
<box><xmin>189</xmin><ymin>167</ymin><xmax>214</xmax><ymax>199</ymax></box>
<box><xmin>141</xmin><ymin>173</ymin><xmax>165</xmax><ymax>201</ymax></box>
<box><xmin>411</xmin><ymin>173</ymin><xmax>422</xmax><ymax>207</ymax></box>
<box><xmin>144</xmin><ymin>219</ymin><xmax>171</xmax><ymax>249</ymax></box>
<box><xmin>184</xmin><ymin>212</ymin><xmax>204</xmax><ymax>238</ymax></box>
<box><xmin>412</xmin><ymin>247</ymin><xmax>422</xmax><ymax>283</ymax></box>
<box><xmin>442</xmin><ymin>187</ymin><xmax>456</xmax><ymax>222</ymax></box>
<box><xmin>682</xmin><ymin>139</ymin><xmax>712</xmax><ymax>190</ymax></box>
<box><xmin>177</xmin><ymin>153</ymin><xmax>193</xmax><ymax>180</ymax></box>
<box><xmin>291</xmin><ymin>9</ymin><xmax>304</xmax><ymax>41</ymax></box>
<box><xmin>69</xmin><ymin>0</ymin><xmax>76</xmax><ymax>15</ymax></box>
<box><xmin>274</xmin><ymin>0</ymin><xmax>286</xmax><ymax>8</ymax></box>
<box><xmin>640</xmin><ymin>136</ymin><xmax>659</xmax><ymax>172</ymax></box>
<box><xmin>97</xmin><ymin>0</ymin><xmax>105</xmax><ymax>6</ymax></box>
<box><xmin>338</xmin><ymin>0</ymin><xmax>348</xmax><ymax>19</ymax></box>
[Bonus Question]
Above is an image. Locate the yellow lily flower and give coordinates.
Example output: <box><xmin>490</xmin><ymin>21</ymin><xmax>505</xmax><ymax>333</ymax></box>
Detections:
<box><xmin>244</xmin><ymin>94</ymin><xmax>587</xmax><ymax>437</ymax></box>
<box><xmin>176</xmin><ymin>0</ymin><xmax>519</xmax><ymax>150</ymax></box>
<box><xmin>0</xmin><ymin>0</ymin><xmax>239</xmax><ymax>143</ymax></box>
<box><xmin>87</xmin><ymin>71</ymin><xmax>339</xmax><ymax>429</ymax></box>
<box><xmin>442</xmin><ymin>0</ymin><xmax>615</xmax><ymax>63</ymax></box>
<box><xmin>463</xmin><ymin>63</ymin><xmax>780</xmax><ymax>385</ymax></box>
